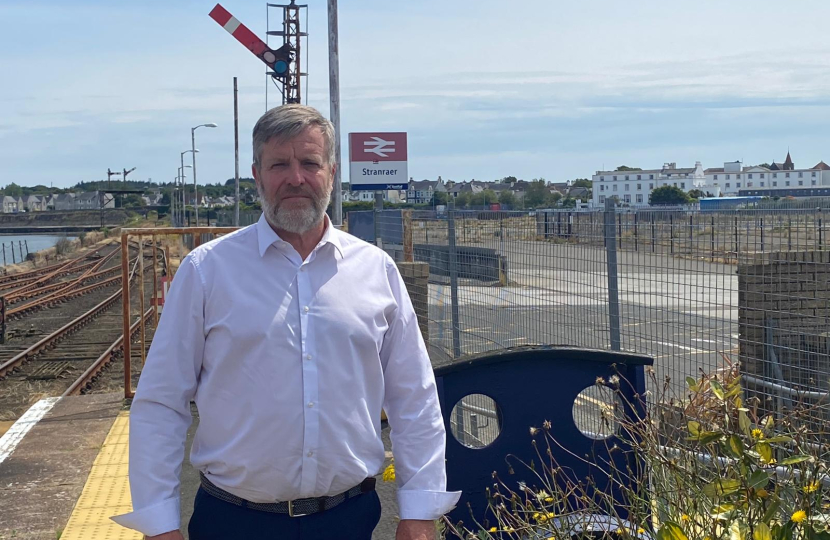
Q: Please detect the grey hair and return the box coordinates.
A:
[252,104,336,168]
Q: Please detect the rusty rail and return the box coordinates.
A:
[0,257,141,380]
[62,306,154,396]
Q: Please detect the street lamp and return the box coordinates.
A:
[191,123,217,226]
[179,164,192,226]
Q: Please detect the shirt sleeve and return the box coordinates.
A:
[111,255,206,536]
[379,258,461,520]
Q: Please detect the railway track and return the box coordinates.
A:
[0,246,165,421]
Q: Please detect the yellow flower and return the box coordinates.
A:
[382,462,395,482]
[757,489,769,498]
[489,527,497,532]
[804,481,820,494]
[638,528,646,535]
[752,429,764,440]
[544,496,554,503]
[681,514,691,522]
[791,510,807,524]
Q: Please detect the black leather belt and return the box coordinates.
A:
[199,472,377,517]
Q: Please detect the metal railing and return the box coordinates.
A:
[369,203,830,422]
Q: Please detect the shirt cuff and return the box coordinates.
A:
[397,489,462,520]
[110,497,181,536]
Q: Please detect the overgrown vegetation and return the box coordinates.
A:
[54,237,72,256]
[444,363,830,540]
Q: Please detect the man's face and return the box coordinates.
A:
[252,126,335,234]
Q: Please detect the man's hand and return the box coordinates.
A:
[396,519,435,540]
[145,531,184,540]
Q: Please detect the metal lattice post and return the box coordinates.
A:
[604,198,622,351]
[448,206,462,359]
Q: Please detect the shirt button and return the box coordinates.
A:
[307,402,314,408]
[303,306,309,313]
[307,451,313,457]
[305,354,312,361]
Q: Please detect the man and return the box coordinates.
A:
[113,104,459,539]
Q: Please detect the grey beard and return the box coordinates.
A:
[261,190,330,234]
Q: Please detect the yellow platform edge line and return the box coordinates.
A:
[61,411,142,540]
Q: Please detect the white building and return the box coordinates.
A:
[705,153,830,196]
[592,161,711,206]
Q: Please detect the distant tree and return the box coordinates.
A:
[756,163,771,169]
[571,179,592,188]
[431,191,448,205]
[524,179,549,208]
[688,189,706,200]
[546,191,563,207]
[561,197,577,208]
[501,176,518,184]
[454,192,471,208]
[616,166,642,172]
[4,183,22,197]
[649,186,691,206]
[498,190,516,206]
[123,194,145,208]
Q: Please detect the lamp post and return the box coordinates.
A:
[191,123,217,226]
[171,177,178,226]
[179,164,192,226]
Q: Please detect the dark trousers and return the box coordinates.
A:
[188,486,382,540]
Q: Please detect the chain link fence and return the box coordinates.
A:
[364,203,830,422]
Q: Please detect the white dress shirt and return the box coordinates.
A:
[112,215,460,536]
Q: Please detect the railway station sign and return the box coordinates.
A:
[348,132,408,191]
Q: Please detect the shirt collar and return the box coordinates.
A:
[256,213,345,259]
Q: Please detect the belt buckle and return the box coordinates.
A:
[287,500,308,518]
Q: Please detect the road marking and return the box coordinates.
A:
[0,397,60,465]
[655,341,709,353]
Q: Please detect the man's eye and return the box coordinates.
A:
[271,163,287,169]
[303,162,320,168]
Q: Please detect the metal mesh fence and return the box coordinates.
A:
[370,205,830,421]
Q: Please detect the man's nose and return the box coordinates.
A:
[285,160,305,186]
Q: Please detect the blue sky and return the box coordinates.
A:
[1,0,829,189]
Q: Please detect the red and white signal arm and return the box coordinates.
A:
[348,132,408,191]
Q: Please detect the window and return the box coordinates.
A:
[760,173,765,179]
[726,174,731,180]
[736,174,741,179]
[773,173,777,178]
[649,175,654,180]
[667,174,672,178]
[812,172,817,177]
[600,185,605,191]
[785,173,790,178]
[600,176,605,181]
[673,182,677,187]
[737,183,741,188]
[636,194,643,203]
[625,175,630,181]
[649,183,654,189]
[625,184,630,191]
[773,181,777,187]
[637,183,642,190]
[681,183,686,189]
[760,182,765,187]
[799,180,803,186]
[748,174,753,179]
[613,176,617,181]
[599,195,606,203]
[613,185,618,191]
[812,180,817,185]
[637,175,642,180]
[624,194,631,203]
[726,183,731,188]
[786,181,790,186]
[714,174,719,180]
[799,172,803,178]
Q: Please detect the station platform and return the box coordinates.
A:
[0,394,400,540]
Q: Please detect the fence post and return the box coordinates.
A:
[24,240,28,259]
[761,218,764,253]
[633,212,638,251]
[11,243,15,264]
[373,192,383,247]
[2,244,5,266]
[0,296,5,345]
[447,205,462,359]
[402,210,413,262]
[711,216,715,257]
[819,217,823,249]
[735,216,739,253]
[788,217,792,250]
[689,215,693,253]
[651,215,655,252]
[669,215,674,254]
[604,198,622,351]
[617,212,622,250]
